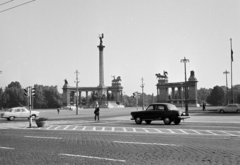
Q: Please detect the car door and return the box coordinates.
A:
[20,108,29,117]
[14,109,21,117]
[144,105,155,119]
[231,105,238,112]
[155,105,165,120]
[225,105,233,112]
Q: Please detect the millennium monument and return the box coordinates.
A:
[62,34,123,108]
[156,70,198,107]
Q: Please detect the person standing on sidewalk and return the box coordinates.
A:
[57,108,60,114]
[202,103,206,111]
[94,102,100,121]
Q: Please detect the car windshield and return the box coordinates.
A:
[8,109,13,112]
[167,104,178,110]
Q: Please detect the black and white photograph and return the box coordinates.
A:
[0,0,240,164]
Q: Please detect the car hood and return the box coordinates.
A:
[131,110,145,114]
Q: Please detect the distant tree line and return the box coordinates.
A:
[1,81,240,109]
[197,84,240,106]
[0,81,62,109]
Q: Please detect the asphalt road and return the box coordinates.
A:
[0,107,240,165]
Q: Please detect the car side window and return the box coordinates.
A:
[16,109,21,112]
[21,109,27,112]
[156,105,164,111]
[146,105,154,111]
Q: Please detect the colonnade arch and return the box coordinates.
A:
[156,71,198,107]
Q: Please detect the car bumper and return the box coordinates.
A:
[178,116,190,120]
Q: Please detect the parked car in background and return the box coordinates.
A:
[218,104,240,113]
[130,103,190,125]
[0,107,40,121]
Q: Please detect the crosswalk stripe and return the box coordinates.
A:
[72,126,78,130]
[192,130,202,134]
[54,126,61,130]
[206,130,217,135]
[179,129,189,134]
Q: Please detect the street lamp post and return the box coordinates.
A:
[140,78,145,110]
[180,83,183,109]
[75,70,80,115]
[181,57,189,115]
[223,70,230,105]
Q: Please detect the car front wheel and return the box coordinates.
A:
[163,117,172,125]
[237,109,240,113]
[135,117,142,124]
[8,116,15,121]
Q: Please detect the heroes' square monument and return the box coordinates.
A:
[62,34,124,108]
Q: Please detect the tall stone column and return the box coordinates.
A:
[97,34,107,98]
[178,87,182,99]
[86,91,89,105]
[98,44,105,87]
[172,87,175,99]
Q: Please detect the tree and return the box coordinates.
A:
[2,81,27,108]
[0,88,3,109]
[44,86,62,108]
[33,85,47,109]
[233,84,240,104]
[206,86,225,106]
[197,88,210,104]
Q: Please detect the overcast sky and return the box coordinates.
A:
[0,0,239,96]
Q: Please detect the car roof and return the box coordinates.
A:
[149,103,174,106]
[11,107,27,109]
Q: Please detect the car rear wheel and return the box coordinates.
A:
[237,109,240,113]
[220,110,225,113]
[163,117,172,125]
[173,119,181,125]
[135,117,142,124]
[145,120,152,124]
[8,116,15,121]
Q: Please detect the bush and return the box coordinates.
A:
[36,117,48,121]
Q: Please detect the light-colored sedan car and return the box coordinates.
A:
[218,104,240,113]
[0,107,40,121]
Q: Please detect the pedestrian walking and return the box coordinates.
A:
[202,103,206,111]
[94,102,100,121]
[57,108,60,114]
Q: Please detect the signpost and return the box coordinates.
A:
[133,92,140,110]
[24,86,35,128]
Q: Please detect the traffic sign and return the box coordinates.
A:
[24,88,29,97]
[31,88,35,97]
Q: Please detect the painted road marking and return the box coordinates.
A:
[46,125,53,130]
[24,136,62,139]
[167,129,175,133]
[179,129,189,134]
[6,124,240,137]
[206,130,217,135]
[54,126,61,130]
[0,146,14,150]
[113,141,181,147]
[63,125,70,130]
[59,153,126,163]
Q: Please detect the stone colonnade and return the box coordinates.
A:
[156,71,198,107]
[62,85,123,108]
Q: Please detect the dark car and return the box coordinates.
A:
[130,103,190,125]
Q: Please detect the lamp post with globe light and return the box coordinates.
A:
[181,57,189,115]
